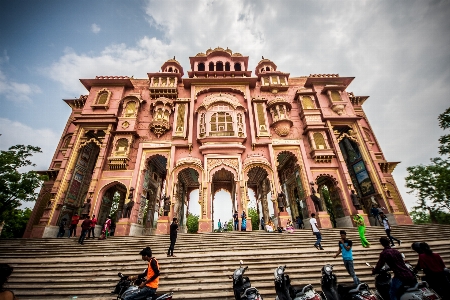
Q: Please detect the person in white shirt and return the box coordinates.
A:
[310,213,324,250]
[380,212,401,247]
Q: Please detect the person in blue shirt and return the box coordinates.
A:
[333,230,360,285]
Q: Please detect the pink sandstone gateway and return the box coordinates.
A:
[24,47,411,238]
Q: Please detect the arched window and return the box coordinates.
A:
[234,63,241,71]
[216,62,224,71]
[124,101,137,117]
[301,96,315,109]
[168,67,173,72]
[225,62,230,71]
[210,112,233,136]
[209,62,214,71]
[96,91,108,104]
[261,68,264,72]
[266,66,270,71]
[330,91,341,102]
[62,134,72,148]
[313,133,327,149]
[198,63,205,71]
[115,138,129,156]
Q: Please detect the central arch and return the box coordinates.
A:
[211,168,235,231]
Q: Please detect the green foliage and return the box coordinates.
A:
[227,218,233,231]
[1,208,32,238]
[186,212,199,233]
[0,145,47,223]
[248,207,259,231]
[406,107,450,218]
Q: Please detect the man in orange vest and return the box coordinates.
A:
[125,246,160,300]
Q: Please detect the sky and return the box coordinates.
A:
[1,0,449,226]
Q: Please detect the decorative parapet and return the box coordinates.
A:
[348,92,369,106]
[378,161,400,174]
[107,157,130,170]
[309,74,339,78]
[310,151,335,163]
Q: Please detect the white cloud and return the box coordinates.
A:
[0,69,42,105]
[0,118,59,171]
[91,23,101,34]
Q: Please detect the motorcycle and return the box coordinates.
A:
[273,265,321,300]
[230,260,264,300]
[112,272,174,300]
[320,264,377,300]
[365,262,441,300]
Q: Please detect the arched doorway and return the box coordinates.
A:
[316,175,344,228]
[98,182,127,227]
[176,167,200,231]
[246,166,270,228]
[140,155,167,234]
[276,151,307,223]
[211,168,235,231]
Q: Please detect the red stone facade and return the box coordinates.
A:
[24,47,411,238]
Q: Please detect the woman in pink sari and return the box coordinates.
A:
[101,216,111,239]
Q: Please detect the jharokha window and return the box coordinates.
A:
[114,138,129,156]
[210,112,233,136]
[123,101,137,117]
[92,88,111,108]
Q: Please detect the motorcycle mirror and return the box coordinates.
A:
[240,260,243,266]
[365,262,372,267]
[401,253,405,259]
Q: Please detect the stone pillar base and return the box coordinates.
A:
[115,219,132,236]
[392,213,413,225]
[198,218,212,233]
[278,211,290,228]
[316,211,332,229]
[156,216,170,234]
[245,217,252,231]
[129,223,143,236]
[335,216,353,228]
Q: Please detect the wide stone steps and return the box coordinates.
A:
[1,224,449,299]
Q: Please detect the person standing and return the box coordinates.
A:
[380,212,401,247]
[78,216,92,245]
[241,211,247,231]
[57,218,67,238]
[217,219,222,232]
[333,230,360,285]
[310,213,324,250]
[350,190,361,210]
[353,214,370,248]
[88,214,97,238]
[297,216,304,229]
[233,211,239,231]
[260,217,265,230]
[0,263,16,300]
[373,237,416,300]
[68,213,80,237]
[167,218,178,257]
[371,204,381,226]
[124,247,160,300]
[101,216,111,239]
[81,198,91,219]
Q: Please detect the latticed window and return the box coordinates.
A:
[313,132,327,149]
[97,92,108,104]
[302,96,315,109]
[124,101,137,117]
[115,138,129,156]
[330,91,341,102]
[210,112,233,136]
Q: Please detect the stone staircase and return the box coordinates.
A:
[1,224,450,300]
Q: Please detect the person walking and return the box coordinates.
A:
[380,212,401,247]
[353,214,370,248]
[217,219,222,232]
[101,216,111,239]
[78,215,92,245]
[88,214,97,238]
[297,216,304,229]
[233,211,239,231]
[68,213,80,237]
[110,218,116,236]
[167,218,178,257]
[372,237,416,300]
[123,247,160,300]
[333,230,360,285]
[310,213,324,250]
[57,218,67,238]
[241,211,247,231]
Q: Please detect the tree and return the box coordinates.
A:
[186,212,199,233]
[0,208,31,238]
[248,207,259,231]
[0,145,47,223]
[405,107,450,224]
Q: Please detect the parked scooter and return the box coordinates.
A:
[320,264,377,300]
[230,260,264,300]
[112,272,173,300]
[366,262,441,300]
[273,265,321,300]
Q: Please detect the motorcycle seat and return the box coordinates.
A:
[405,281,427,292]
[338,284,358,294]
[291,284,313,295]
